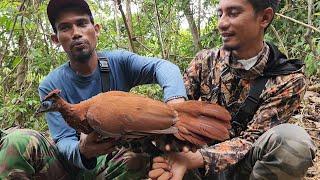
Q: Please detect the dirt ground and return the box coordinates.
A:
[291,76,320,180]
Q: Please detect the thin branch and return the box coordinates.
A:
[38,17,51,54]
[308,84,320,92]
[270,25,288,57]
[0,0,27,68]
[275,12,320,33]
[134,39,153,53]
[304,0,319,62]
[153,0,165,58]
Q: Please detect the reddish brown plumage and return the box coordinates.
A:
[39,90,231,146]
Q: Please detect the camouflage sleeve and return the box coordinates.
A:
[199,73,307,175]
[183,49,217,100]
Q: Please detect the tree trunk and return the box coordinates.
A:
[117,0,135,52]
[16,35,27,90]
[183,0,202,52]
[113,0,121,42]
[15,1,28,126]
[125,0,134,39]
[197,0,201,37]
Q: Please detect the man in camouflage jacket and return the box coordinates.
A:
[148,0,316,179]
[0,0,187,179]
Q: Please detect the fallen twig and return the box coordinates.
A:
[308,84,320,93]
[304,128,320,131]
[310,135,320,141]
[304,114,320,122]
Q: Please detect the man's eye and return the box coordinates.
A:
[229,10,240,17]
[78,21,88,27]
[59,26,70,31]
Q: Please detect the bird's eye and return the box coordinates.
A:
[42,102,48,108]
[42,101,52,109]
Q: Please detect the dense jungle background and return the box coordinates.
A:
[0,0,319,178]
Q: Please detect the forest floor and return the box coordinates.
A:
[292,76,320,180]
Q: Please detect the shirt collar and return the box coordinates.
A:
[222,42,270,80]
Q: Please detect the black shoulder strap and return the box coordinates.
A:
[231,44,305,134]
[97,52,111,92]
[231,76,268,134]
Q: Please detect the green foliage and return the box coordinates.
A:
[0,0,319,131]
[130,84,163,101]
[266,1,320,75]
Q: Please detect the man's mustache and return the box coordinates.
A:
[70,40,89,48]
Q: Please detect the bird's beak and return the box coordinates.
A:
[34,100,52,118]
[34,106,43,118]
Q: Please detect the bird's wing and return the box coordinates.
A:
[172,101,231,146]
[171,101,231,122]
[86,92,178,137]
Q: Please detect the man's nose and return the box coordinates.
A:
[218,14,230,31]
[72,25,82,40]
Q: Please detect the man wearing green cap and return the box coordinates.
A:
[149,0,316,179]
[0,0,187,179]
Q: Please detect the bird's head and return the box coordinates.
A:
[35,89,62,116]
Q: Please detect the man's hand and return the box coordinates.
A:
[79,131,116,159]
[149,156,174,180]
[148,151,204,180]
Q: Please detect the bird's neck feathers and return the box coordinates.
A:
[60,101,94,134]
[60,98,90,123]
[54,97,72,115]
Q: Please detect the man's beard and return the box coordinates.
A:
[222,43,241,51]
[71,49,93,63]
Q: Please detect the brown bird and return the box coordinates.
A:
[36,89,231,148]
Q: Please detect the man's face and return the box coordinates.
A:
[217,0,264,52]
[53,9,99,62]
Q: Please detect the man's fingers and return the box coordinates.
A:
[182,146,190,153]
[158,171,172,180]
[152,163,171,171]
[165,144,171,151]
[148,168,165,178]
[153,156,167,163]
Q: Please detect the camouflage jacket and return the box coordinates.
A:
[183,42,306,175]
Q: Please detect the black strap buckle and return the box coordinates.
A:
[99,58,110,72]
[98,55,111,92]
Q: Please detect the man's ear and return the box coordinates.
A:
[94,24,101,37]
[51,34,60,45]
[260,7,274,29]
